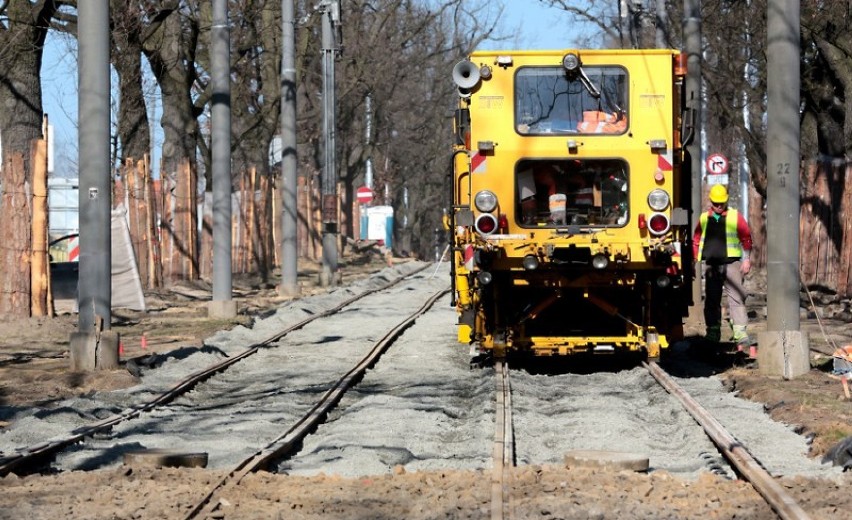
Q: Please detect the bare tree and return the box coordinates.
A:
[108,0,178,162]
[801,3,852,159]
[140,0,202,178]
[324,0,498,257]
[0,0,71,316]
[0,0,68,166]
[542,0,621,47]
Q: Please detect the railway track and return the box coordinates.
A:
[0,263,436,477]
[185,288,449,519]
[489,358,815,520]
[643,361,812,520]
[491,359,514,520]
[0,262,840,518]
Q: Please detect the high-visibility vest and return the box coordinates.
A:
[697,209,743,259]
[576,111,627,134]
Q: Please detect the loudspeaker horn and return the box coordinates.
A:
[453,60,481,89]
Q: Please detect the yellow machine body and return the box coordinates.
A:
[449,49,693,359]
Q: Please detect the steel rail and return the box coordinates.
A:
[185,288,450,519]
[644,361,813,520]
[491,359,515,520]
[0,264,431,477]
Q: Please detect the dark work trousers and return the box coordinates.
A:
[703,261,748,329]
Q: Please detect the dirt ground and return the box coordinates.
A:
[0,259,850,519]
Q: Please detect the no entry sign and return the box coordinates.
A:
[356,186,374,204]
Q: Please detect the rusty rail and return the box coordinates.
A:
[644,361,812,520]
[185,288,449,519]
[0,264,431,478]
[491,359,515,520]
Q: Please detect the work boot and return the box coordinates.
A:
[732,325,752,349]
[705,325,721,343]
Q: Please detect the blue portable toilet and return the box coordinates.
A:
[361,205,394,248]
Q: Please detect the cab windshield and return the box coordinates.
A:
[516,159,628,228]
[515,66,628,135]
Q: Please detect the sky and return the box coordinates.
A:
[481,1,581,50]
[42,31,80,178]
[40,1,577,178]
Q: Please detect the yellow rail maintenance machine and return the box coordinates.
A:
[449,49,694,360]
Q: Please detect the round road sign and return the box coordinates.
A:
[706,153,729,174]
[356,186,374,204]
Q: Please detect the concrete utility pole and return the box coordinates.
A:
[619,0,631,48]
[656,0,670,48]
[209,0,237,319]
[365,94,374,189]
[683,0,703,317]
[760,0,809,377]
[739,0,753,220]
[319,0,341,286]
[279,0,299,297]
[72,0,118,370]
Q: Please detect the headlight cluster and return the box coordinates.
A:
[646,189,671,236]
[474,190,499,236]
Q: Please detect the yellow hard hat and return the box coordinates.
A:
[709,184,729,203]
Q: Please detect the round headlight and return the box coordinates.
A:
[647,189,670,211]
[591,253,609,270]
[474,190,498,212]
[562,53,580,72]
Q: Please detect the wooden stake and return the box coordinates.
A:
[31,139,49,317]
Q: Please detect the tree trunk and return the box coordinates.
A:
[0,0,59,317]
[142,7,199,179]
[0,154,32,316]
[112,13,151,162]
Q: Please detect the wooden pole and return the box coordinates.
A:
[271,173,280,267]
[124,159,141,286]
[142,155,160,288]
[841,162,852,295]
[164,173,175,281]
[186,161,193,279]
[261,174,272,273]
[31,139,49,317]
[247,167,256,272]
[238,170,246,272]
[297,174,308,258]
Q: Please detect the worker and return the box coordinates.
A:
[692,184,755,354]
[518,164,563,224]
